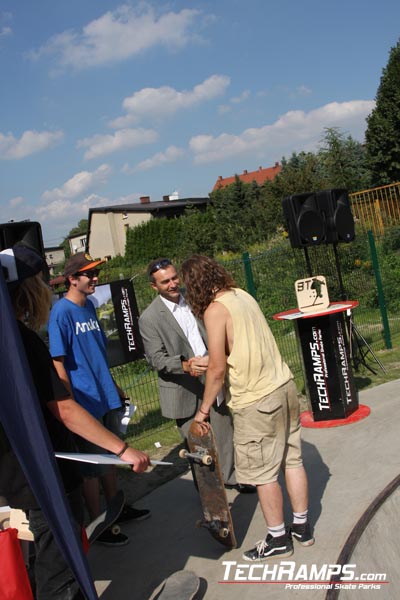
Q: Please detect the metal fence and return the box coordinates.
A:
[110,226,400,443]
[350,181,400,236]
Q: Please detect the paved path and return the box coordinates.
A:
[88,380,400,599]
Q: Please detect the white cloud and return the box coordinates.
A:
[115,193,138,204]
[218,104,231,115]
[36,193,115,222]
[77,128,158,160]
[217,89,250,116]
[0,130,63,159]
[35,193,140,241]
[0,11,12,38]
[29,4,202,70]
[124,145,184,172]
[9,196,24,208]
[230,90,250,104]
[0,26,11,38]
[42,164,111,202]
[190,100,375,164]
[296,85,312,96]
[110,75,230,127]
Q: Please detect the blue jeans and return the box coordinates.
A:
[28,488,85,600]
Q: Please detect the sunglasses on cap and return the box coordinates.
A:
[149,259,172,275]
[74,269,100,279]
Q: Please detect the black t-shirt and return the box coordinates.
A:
[0,321,81,509]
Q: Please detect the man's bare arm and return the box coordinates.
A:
[51,358,149,471]
[196,302,228,421]
[48,398,150,473]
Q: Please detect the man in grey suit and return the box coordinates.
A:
[139,258,242,488]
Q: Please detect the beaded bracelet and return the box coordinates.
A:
[116,442,129,458]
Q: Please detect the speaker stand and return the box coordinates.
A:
[333,243,347,300]
[302,244,385,375]
[303,247,313,277]
[347,311,386,375]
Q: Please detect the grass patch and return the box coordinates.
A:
[125,421,181,453]
[352,342,400,390]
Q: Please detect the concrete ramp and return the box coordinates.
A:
[329,475,399,600]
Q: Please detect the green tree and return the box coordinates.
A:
[61,219,88,259]
[180,206,216,257]
[125,217,183,264]
[269,151,328,200]
[68,219,88,237]
[211,175,248,252]
[365,39,400,185]
[318,127,370,192]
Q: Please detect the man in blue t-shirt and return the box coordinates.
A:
[48,252,150,546]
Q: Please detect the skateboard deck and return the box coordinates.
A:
[85,489,125,544]
[151,570,199,600]
[180,422,237,548]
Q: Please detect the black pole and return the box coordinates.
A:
[332,243,347,300]
[303,247,313,277]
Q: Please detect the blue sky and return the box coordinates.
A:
[1,1,399,247]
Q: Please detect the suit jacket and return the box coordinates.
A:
[138,295,207,419]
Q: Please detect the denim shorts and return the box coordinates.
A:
[232,380,303,485]
[74,407,124,478]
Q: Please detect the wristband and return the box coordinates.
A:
[199,407,209,416]
[116,442,129,458]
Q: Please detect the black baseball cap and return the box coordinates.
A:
[0,246,46,287]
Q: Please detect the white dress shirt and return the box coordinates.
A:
[160,294,225,405]
[160,294,207,356]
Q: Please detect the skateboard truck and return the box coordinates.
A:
[179,447,213,466]
[196,518,230,539]
[85,489,125,545]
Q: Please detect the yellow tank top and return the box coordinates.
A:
[215,288,292,409]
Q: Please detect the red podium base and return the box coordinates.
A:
[300,404,371,429]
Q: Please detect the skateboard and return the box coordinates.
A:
[150,570,199,600]
[179,421,237,548]
[85,489,125,544]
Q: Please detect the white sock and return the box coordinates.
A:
[268,523,285,538]
[293,510,308,525]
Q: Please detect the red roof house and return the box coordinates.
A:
[213,163,281,191]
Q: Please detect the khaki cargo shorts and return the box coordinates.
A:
[232,379,303,485]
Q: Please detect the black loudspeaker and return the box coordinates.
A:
[0,221,45,256]
[282,192,325,248]
[282,189,355,248]
[317,189,355,244]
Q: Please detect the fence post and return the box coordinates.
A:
[367,230,392,349]
[242,251,257,299]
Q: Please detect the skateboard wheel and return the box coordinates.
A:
[219,528,229,538]
[201,455,213,466]
[110,525,121,535]
[179,449,188,459]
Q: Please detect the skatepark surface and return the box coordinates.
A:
[88,380,400,599]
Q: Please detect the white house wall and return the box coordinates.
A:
[89,211,152,259]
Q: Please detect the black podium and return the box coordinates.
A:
[274,302,358,422]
